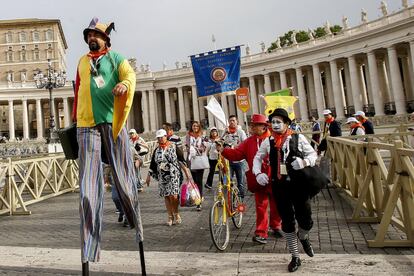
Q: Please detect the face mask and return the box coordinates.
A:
[271,119,284,133]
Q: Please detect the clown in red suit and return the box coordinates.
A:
[218,114,282,244]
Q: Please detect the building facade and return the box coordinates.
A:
[0,19,70,140]
[131,3,414,133]
[1,4,414,140]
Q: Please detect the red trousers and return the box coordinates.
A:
[255,190,282,238]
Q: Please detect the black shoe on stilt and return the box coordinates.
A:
[288,257,301,272]
[82,261,89,276]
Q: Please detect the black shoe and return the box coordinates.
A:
[117,213,124,223]
[299,237,314,257]
[252,235,267,244]
[288,257,301,272]
[196,205,202,211]
[272,228,284,239]
[204,184,212,190]
[123,216,130,227]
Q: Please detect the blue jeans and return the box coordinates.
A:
[110,175,124,217]
[230,161,245,198]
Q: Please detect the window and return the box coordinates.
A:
[21,45,26,50]
[19,32,27,42]
[46,50,53,59]
[6,32,12,43]
[6,51,13,62]
[46,29,53,41]
[34,50,40,60]
[7,72,14,82]
[20,51,26,61]
[8,46,13,51]
[32,31,40,42]
[34,44,39,50]
[47,43,52,49]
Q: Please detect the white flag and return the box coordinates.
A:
[205,96,228,130]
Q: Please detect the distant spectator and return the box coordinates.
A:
[318,109,342,153]
[354,111,374,134]
[205,127,220,189]
[345,117,365,141]
[309,116,321,150]
[289,118,302,132]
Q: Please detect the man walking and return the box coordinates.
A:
[222,115,247,199]
[72,17,143,266]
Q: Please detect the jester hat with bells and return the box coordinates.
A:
[83,17,115,47]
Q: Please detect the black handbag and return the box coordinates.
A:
[287,134,329,198]
[57,123,79,160]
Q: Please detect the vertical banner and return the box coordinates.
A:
[190,47,241,97]
[235,87,250,113]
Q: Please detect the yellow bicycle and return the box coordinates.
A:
[209,153,245,251]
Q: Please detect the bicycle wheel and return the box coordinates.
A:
[209,200,230,251]
[231,187,243,229]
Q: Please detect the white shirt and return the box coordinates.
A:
[252,133,317,176]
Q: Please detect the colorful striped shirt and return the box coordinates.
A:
[73,50,136,139]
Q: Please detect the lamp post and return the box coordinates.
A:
[34,59,66,144]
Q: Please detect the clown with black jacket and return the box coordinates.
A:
[253,108,317,273]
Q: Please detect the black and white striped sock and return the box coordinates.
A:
[285,231,300,258]
[298,227,309,240]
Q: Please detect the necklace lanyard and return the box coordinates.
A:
[89,56,104,76]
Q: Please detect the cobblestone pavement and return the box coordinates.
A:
[0,167,413,275]
[1,167,413,255]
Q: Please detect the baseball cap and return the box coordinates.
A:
[155,129,167,138]
[345,117,359,124]
[354,111,366,117]
[129,129,137,134]
[323,109,332,115]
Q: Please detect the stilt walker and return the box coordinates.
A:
[72,17,145,275]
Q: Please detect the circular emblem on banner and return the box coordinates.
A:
[211,67,227,83]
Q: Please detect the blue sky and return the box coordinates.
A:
[1,0,408,78]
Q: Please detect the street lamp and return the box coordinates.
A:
[34,59,66,144]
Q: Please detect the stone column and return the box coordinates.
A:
[358,65,369,108]
[387,45,406,114]
[274,75,281,91]
[347,55,363,112]
[22,98,29,140]
[148,90,157,131]
[221,93,229,118]
[198,98,205,121]
[257,78,265,113]
[36,99,44,140]
[183,89,191,121]
[306,70,316,114]
[338,68,348,115]
[378,59,391,103]
[289,72,300,118]
[401,56,414,101]
[141,91,149,133]
[264,73,272,93]
[8,100,15,141]
[295,67,309,121]
[228,95,236,116]
[177,86,186,131]
[164,89,171,124]
[329,60,345,119]
[191,85,200,121]
[63,97,71,127]
[367,51,385,115]
[279,70,288,89]
[248,76,258,113]
[324,65,335,109]
[343,62,354,110]
[170,92,177,123]
[312,64,325,117]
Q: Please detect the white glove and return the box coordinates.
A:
[256,173,269,186]
[291,157,306,170]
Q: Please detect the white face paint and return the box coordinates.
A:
[271,118,285,133]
